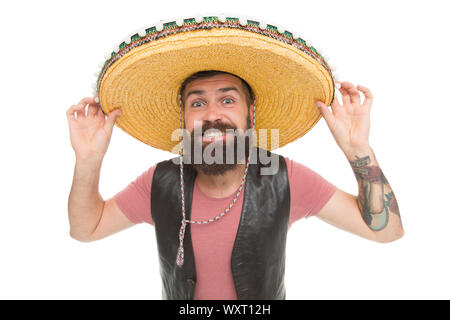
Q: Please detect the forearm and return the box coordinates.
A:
[68,159,105,241]
[344,146,404,242]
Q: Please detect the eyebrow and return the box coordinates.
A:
[185,86,241,99]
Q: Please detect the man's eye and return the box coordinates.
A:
[223,98,234,104]
[191,101,204,108]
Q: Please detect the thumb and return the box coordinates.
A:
[315,101,334,125]
[104,108,121,134]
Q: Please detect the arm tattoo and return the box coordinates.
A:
[350,155,401,231]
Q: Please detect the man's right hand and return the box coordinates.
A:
[66,96,121,162]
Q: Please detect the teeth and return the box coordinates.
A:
[203,132,225,138]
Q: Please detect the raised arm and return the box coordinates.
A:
[66,96,132,242]
[314,81,404,243]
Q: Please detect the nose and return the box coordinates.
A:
[204,102,223,123]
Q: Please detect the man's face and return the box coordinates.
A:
[182,74,252,175]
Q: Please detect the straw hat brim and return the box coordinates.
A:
[97,18,335,153]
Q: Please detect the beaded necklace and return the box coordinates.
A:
[176,95,257,267]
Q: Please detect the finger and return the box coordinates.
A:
[340,81,361,105]
[95,103,104,117]
[331,91,342,112]
[74,97,95,119]
[87,99,99,117]
[357,85,374,108]
[93,96,107,118]
[66,104,82,121]
[315,101,335,125]
[332,83,344,110]
[339,85,351,106]
[104,108,122,134]
[66,102,89,121]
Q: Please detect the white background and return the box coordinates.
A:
[0,0,448,299]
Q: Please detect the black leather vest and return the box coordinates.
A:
[150,148,290,300]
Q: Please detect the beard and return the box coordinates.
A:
[182,116,252,176]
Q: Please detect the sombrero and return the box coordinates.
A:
[94,14,337,153]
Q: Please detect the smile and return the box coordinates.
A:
[202,131,235,143]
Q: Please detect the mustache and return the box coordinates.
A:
[191,121,237,137]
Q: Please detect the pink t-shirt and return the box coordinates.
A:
[113,157,337,300]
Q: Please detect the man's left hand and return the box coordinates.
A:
[315,81,374,157]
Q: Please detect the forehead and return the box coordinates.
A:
[184,74,244,96]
